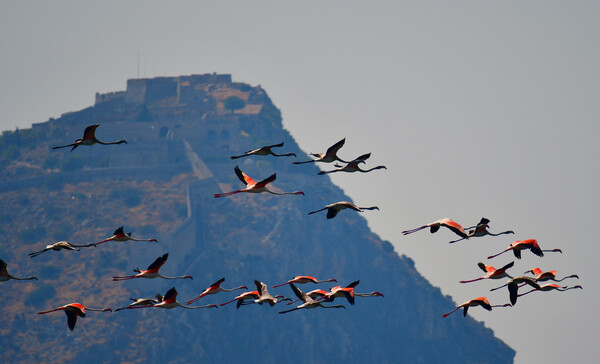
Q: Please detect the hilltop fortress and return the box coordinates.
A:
[28,73,284,172]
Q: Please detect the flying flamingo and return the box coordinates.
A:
[114,294,163,311]
[293,138,350,164]
[402,218,468,240]
[459,261,515,283]
[517,283,583,298]
[0,259,38,282]
[219,291,261,309]
[29,241,95,258]
[272,275,337,288]
[321,280,360,305]
[93,226,158,246]
[487,239,562,259]
[230,142,296,159]
[151,287,218,310]
[253,280,291,306]
[52,124,127,151]
[186,278,248,305]
[214,166,304,198]
[442,297,511,318]
[278,283,346,314]
[523,267,579,282]
[490,276,542,305]
[317,153,387,175]
[308,201,379,219]
[449,217,514,244]
[112,253,193,281]
[37,303,111,331]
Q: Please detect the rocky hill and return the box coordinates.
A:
[0,74,515,363]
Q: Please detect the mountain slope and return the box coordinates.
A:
[0,74,514,363]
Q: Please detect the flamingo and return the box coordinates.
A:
[29,241,95,258]
[449,217,514,244]
[37,303,112,331]
[230,142,296,159]
[112,253,193,281]
[52,124,127,151]
[272,275,337,288]
[321,280,360,305]
[152,287,218,310]
[0,259,38,282]
[402,218,468,240]
[293,138,350,164]
[219,291,261,309]
[317,153,387,175]
[523,267,579,282]
[114,294,164,311]
[308,201,379,219]
[487,239,562,259]
[93,226,158,246]
[186,278,248,305]
[517,283,583,298]
[459,261,515,283]
[278,283,346,314]
[442,297,511,318]
[214,166,304,198]
[253,280,291,306]
[490,276,542,305]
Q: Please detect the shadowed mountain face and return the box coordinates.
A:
[0,74,514,363]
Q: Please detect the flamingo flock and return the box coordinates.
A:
[3,123,581,334]
[401,216,582,316]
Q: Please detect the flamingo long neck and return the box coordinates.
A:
[158,274,191,280]
[265,189,303,196]
[11,275,37,280]
[222,286,245,292]
[488,231,514,236]
[360,166,386,172]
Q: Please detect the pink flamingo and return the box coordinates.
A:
[93,226,158,246]
[214,166,304,198]
[52,124,127,151]
[230,142,296,159]
[308,201,379,219]
[442,297,511,318]
[187,278,248,305]
[272,275,337,288]
[459,261,514,283]
[38,303,111,331]
[29,241,95,258]
[402,218,468,240]
[487,239,562,259]
[112,253,192,281]
[317,153,386,175]
[293,138,350,164]
[523,267,579,282]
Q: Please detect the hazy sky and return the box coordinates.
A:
[2,2,599,363]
